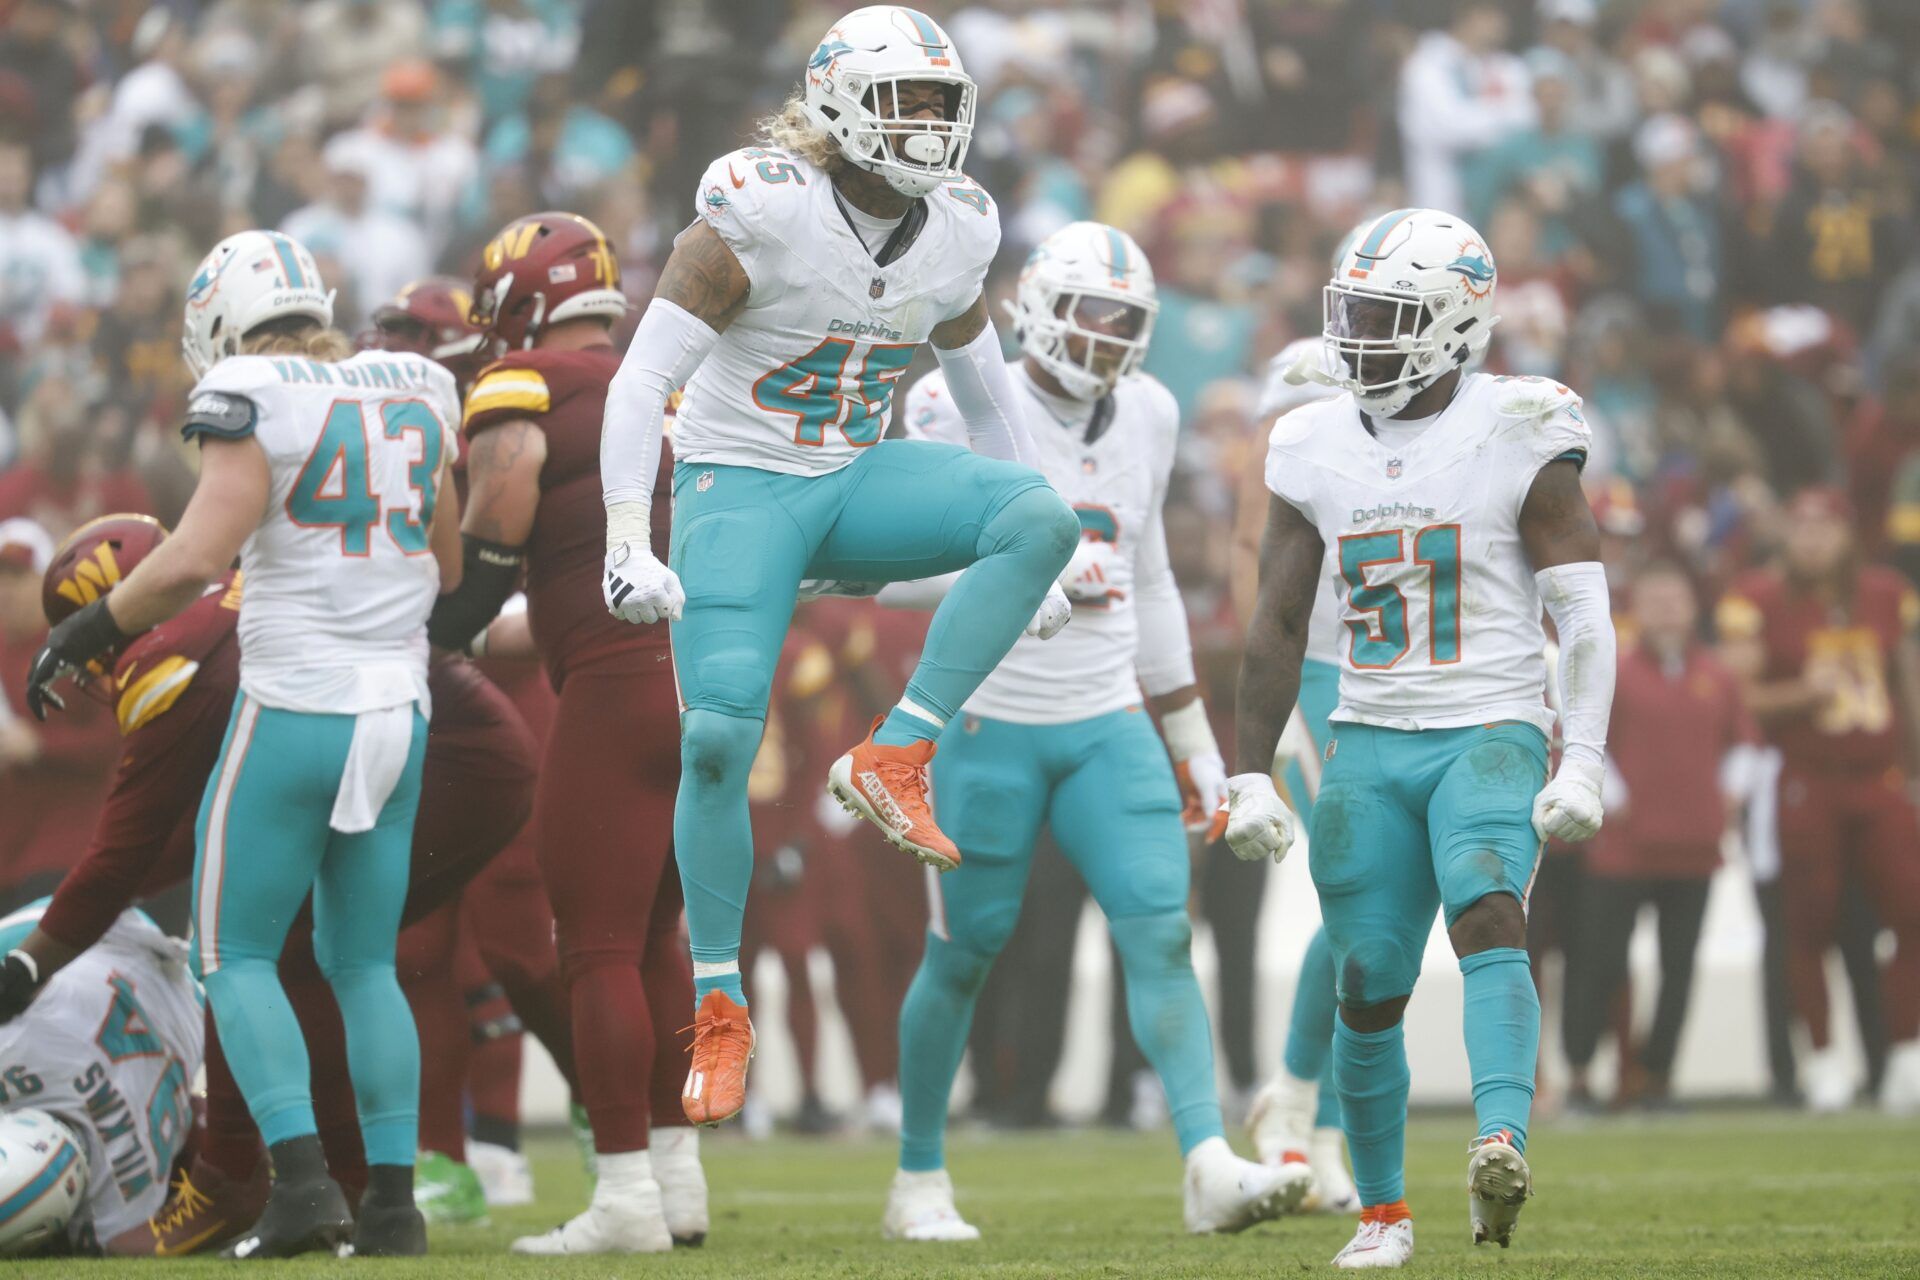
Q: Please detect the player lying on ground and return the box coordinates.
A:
[1226,208,1616,1269]
[876,220,1312,1241]
[596,5,1078,1129]
[426,211,708,1255]
[0,901,200,1256]
[22,231,462,1259]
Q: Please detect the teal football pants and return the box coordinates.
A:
[667,440,1078,1004]
[898,707,1223,1170]
[1311,719,1549,1205]
[191,696,426,1168]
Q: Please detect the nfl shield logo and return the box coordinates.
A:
[1385,456,1403,479]
[870,276,886,299]
[697,470,715,493]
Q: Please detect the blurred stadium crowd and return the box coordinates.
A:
[4,0,1920,1128]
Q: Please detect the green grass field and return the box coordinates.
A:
[25,1109,1920,1277]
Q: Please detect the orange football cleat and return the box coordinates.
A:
[106,1157,269,1257]
[682,990,755,1127]
[826,716,961,871]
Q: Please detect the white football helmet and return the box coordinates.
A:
[1323,208,1499,417]
[1008,221,1158,402]
[0,1109,89,1257]
[182,230,335,379]
[803,6,975,198]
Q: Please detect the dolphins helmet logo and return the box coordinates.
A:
[186,248,233,310]
[1446,239,1496,299]
[809,37,856,80]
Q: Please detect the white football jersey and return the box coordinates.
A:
[905,364,1185,724]
[1265,371,1591,734]
[1257,335,1344,667]
[0,904,203,1249]
[673,147,999,477]
[185,351,461,715]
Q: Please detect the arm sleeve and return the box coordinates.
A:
[1132,394,1197,696]
[1536,560,1616,772]
[600,298,720,548]
[930,322,1035,464]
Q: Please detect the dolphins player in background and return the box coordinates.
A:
[1227,209,1614,1268]
[596,5,1078,1130]
[878,222,1310,1240]
[0,901,200,1256]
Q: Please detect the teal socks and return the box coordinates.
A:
[1333,1016,1410,1206]
[1460,947,1538,1152]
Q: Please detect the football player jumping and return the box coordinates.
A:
[881,222,1313,1240]
[425,212,707,1255]
[1228,209,1615,1268]
[597,5,1078,1129]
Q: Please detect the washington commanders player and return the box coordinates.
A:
[425,212,704,1255]
[2,507,538,1255]
[1718,487,1920,1114]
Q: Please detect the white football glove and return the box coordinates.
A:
[603,541,684,625]
[1531,755,1605,843]
[1224,772,1299,865]
[1058,538,1123,604]
[1026,582,1072,640]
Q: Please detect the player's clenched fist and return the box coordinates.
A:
[1530,756,1604,843]
[604,541,684,624]
[1224,773,1299,864]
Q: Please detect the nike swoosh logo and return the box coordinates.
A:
[155,1223,227,1256]
[728,165,746,189]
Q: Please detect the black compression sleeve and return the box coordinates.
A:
[426,537,526,652]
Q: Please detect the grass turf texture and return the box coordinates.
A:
[30,1110,1920,1276]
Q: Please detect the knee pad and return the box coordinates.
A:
[1110,909,1195,977]
[922,932,999,997]
[679,709,764,791]
[984,483,1080,568]
[1336,934,1420,1010]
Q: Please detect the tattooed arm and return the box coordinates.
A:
[655,220,752,333]
[425,421,547,651]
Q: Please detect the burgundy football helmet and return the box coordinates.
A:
[468,211,627,353]
[363,276,488,390]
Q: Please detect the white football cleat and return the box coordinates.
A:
[1333,1217,1415,1269]
[1880,1040,1920,1116]
[1310,1126,1360,1214]
[651,1128,709,1246]
[882,1169,981,1242]
[467,1140,534,1208]
[1467,1131,1531,1248]
[1182,1135,1313,1234]
[1246,1070,1317,1168]
[510,1181,672,1255]
[1804,1045,1855,1114]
